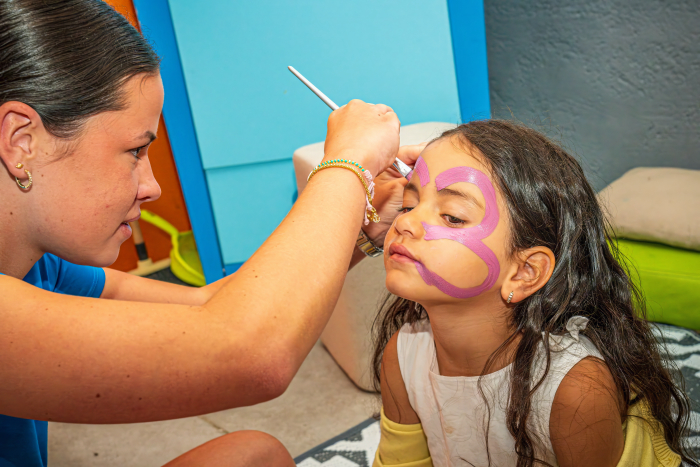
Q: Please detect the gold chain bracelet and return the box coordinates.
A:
[307,160,380,223]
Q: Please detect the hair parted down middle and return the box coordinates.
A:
[371,119,698,467]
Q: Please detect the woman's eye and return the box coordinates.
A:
[129,146,146,160]
[398,206,414,214]
[443,214,466,226]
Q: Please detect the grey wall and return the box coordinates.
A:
[483,0,700,190]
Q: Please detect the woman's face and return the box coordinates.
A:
[384,137,512,307]
[28,73,164,267]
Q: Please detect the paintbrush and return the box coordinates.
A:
[288,66,412,178]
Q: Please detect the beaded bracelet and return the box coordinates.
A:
[307,159,380,224]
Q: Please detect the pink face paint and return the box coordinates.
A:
[413,166,500,299]
[405,156,430,187]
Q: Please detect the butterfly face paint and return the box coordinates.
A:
[413,166,500,299]
[405,156,430,187]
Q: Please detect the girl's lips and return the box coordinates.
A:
[389,243,418,263]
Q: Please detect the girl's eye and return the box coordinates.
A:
[398,206,414,214]
[442,214,466,226]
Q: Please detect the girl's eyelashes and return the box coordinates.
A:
[442,214,466,226]
[398,206,466,227]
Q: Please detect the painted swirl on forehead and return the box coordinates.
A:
[405,156,430,187]
[413,166,500,299]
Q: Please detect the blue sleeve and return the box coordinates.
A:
[44,254,106,298]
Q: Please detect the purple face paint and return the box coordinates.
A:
[413,166,500,299]
[405,156,430,187]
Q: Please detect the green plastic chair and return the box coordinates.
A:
[140,210,206,287]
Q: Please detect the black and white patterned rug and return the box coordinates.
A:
[295,324,700,466]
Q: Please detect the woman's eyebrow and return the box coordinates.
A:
[136,131,157,144]
[438,187,484,210]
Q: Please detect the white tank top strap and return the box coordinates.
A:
[397,320,435,412]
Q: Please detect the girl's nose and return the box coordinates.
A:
[136,156,162,203]
[393,207,425,240]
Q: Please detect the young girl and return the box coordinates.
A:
[371,120,696,467]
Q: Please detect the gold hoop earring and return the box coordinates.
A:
[16,169,32,190]
[506,291,514,304]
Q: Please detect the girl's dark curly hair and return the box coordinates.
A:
[371,120,697,466]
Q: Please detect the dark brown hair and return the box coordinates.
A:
[0,0,160,138]
[372,120,697,466]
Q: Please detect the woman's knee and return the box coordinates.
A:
[164,430,294,467]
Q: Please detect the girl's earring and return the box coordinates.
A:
[15,162,23,169]
[16,169,32,190]
[506,291,514,304]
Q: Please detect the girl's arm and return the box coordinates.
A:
[373,332,432,467]
[550,357,624,467]
[0,101,399,424]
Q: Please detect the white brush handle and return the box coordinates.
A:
[288,66,411,179]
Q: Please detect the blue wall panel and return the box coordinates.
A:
[140,0,489,271]
[447,0,491,119]
[167,0,462,170]
[166,0,465,267]
[206,160,297,266]
[133,0,225,282]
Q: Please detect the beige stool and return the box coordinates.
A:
[293,122,456,391]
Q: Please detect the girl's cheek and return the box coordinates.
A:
[422,241,491,289]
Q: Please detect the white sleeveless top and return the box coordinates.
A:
[397,317,602,467]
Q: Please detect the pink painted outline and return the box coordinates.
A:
[413,166,500,299]
[405,156,430,187]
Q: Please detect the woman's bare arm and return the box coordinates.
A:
[100,144,425,304]
[0,101,399,424]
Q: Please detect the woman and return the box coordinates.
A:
[0,1,418,465]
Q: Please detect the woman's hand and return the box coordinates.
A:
[363,143,427,247]
[324,99,400,176]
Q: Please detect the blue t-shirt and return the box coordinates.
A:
[0,254,106,467]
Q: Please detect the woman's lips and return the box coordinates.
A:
[389,243,418,264]
[124,214,141,224]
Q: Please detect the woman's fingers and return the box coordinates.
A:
[324,99,400,175]
[397,142,428,166]
[371,103,394,116]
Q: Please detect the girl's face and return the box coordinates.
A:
[384,137,512,307]
[26,73,164,267]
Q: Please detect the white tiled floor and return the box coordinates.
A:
[48,342,379,466]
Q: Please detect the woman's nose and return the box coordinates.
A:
[137,156,162,203]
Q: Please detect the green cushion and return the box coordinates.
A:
[615,239,700,329]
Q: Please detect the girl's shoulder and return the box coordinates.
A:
[549,356,624,466]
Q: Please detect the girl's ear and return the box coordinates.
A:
[500,246,555,304]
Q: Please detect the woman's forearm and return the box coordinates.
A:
[204,167,366,372]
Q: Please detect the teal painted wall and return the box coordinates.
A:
[168,0,465,267]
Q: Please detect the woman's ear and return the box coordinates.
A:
[500,246,555,304]
[0,101,44,179]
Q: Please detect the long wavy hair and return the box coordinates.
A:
[371,120,697,466]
